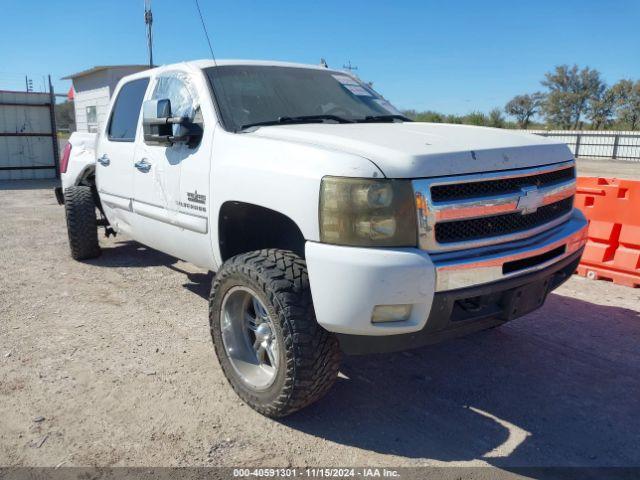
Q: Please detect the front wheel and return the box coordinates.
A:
[209,249,341,418]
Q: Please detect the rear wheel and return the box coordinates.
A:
[64,186,101,260]
[209,249,341,418]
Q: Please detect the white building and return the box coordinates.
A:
[63,65,149,132]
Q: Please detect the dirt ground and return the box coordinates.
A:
[1,174,639,469]
[576,156,640,179]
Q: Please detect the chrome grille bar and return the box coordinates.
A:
[412,160,576,252]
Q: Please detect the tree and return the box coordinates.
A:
[443,114,463,124]
[463,111,487,126]
[402,109,418,120]
[587,87,618,129]
[541,65,605,129]
[410,110,445,123]
[55,101,76,132]
[504,93,544,128]
[612,79,640,130]
[488,108,505,128]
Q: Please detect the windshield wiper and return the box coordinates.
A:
[239,115,354,131]
[356,114,412,123]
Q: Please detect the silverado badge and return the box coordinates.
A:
[186,190,206,205]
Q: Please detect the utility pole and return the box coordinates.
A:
[343,60,358,73]
[144,0,154,68]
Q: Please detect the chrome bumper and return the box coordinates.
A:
[432,210,588,291]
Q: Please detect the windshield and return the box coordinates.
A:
[204,65,404,131]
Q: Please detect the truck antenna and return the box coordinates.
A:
[144,0,154,68]
[194,0,217,66]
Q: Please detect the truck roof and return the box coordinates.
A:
[189,59,341,71]
[120,59,345,82]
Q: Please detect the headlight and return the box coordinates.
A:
[319,177,417,247]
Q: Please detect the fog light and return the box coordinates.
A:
[371,305,412,323]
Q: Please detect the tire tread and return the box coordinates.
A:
[64,186,101,260]
[210,249,341,417]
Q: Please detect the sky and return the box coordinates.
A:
[1,0,639,114]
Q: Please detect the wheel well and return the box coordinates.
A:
[76,165,96,188]
[74,165,106,223]
[218,202,306,262]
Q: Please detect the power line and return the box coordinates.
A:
[194,0,217,64]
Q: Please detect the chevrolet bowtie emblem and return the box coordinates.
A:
[517,186,544,214]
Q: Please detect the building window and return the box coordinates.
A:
[86,106,97,132]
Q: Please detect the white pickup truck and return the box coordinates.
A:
[56,60,587,417]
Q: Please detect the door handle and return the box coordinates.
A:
[97,154,110,167]
[134,158,152,173]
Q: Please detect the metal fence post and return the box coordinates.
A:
[612,134,619,160]
[574,133,581,158]
[48,75,60,179]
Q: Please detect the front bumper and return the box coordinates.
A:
[305,210,587,350]
[431,210,587,291]
[337,248,583,354]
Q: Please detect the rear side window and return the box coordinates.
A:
[108,78,149,141]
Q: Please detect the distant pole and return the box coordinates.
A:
[343,60,358,73]
[144,0,154,67]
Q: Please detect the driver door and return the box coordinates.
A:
[130,71,207,260]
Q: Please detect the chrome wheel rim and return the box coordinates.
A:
[220,286,279,390]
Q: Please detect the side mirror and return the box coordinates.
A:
[142,99,203,147]
[143,99,174,146]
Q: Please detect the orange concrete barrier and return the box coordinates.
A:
[574,177,640,288]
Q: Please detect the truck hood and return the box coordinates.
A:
[251,122,572,178]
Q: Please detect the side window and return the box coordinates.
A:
[152,74,197,119]
[108,78,149,141]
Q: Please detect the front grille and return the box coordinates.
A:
[435,197,574,244]
[430,166,575,202]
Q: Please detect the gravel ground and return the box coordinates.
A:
[1,179,639,469]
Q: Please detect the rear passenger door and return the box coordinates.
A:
[96,77,149,235]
